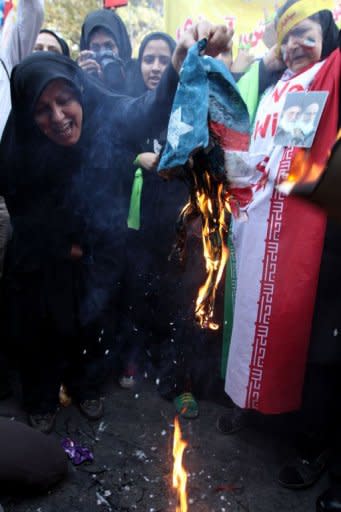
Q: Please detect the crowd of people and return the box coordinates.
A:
[0,0,340,510]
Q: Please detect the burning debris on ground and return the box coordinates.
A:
[0,379,323,512]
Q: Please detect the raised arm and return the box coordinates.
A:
[113,22,233,146]
[1,0,44,71]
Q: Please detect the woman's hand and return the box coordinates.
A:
[231,47,255,73]
[172,21,233,73]
[263,44,286,71]
[77,50,103,79]
[138,152,159,172]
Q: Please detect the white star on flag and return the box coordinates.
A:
[167,107,193,150]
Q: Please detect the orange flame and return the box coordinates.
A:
[195,176,229,330]
[285,149,324,187]
[172,417,188,512]
[282,130,341,191]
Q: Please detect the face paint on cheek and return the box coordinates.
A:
[302,38,316,48]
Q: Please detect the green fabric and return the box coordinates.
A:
[127,168,143,230]
[174,392,199,419]
[237,60,260,126]
[220,63,261,378]
[221,234,237,379]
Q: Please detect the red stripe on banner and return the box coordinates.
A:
[209,120,249,151]
[245,49,340,415]
[246,148,326,414]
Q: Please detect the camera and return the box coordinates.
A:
[94,49,122,74]
[93,49,125,91]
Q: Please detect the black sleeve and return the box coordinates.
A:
[258,59,283,96]
[231,71,244,82]
[112,64,178,146]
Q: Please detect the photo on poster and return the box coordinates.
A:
[274,91,328,148]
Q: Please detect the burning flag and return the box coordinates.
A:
[172,417,188,512]
[158,39,250,329]
[277,130,341,221]
[278,129,341,196]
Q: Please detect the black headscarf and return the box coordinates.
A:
[80,9,132,64]
[0,51,178,326]
[315,10,340,59]
[2,53,85,191]
[0,53,132,309]
[39,29,70,57]
[10,53,83,134]
[1,51,178,221]
[137,32,176,65]
[128,31,176,97]
[1,52,126,211]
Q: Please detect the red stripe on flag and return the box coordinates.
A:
[245,49,340,415]
[246,148,326,414]
[209,120,249,151]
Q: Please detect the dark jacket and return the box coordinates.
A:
[0,52,178,330]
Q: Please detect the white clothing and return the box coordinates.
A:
[0,0,44,138]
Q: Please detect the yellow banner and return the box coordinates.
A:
[165,0,341,54]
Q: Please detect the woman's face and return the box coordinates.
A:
[141,39,172,90]
[34,79,83,146]
[280,18,323,73]
[34,32,63,55]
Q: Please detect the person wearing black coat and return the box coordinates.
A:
[78,8,134,94]
[118,32,188,390]
[120,32,218,418]
[0,52,178,433]
[0,24,232,433]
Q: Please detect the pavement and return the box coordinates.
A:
[0,372,326,512]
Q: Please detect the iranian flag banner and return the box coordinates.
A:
[224,49,340,414]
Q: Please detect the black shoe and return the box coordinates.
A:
[79,398,104,420]
[316,487,341,511]
[216,407,250,435]
[28,411,57,434]
[278,450,329,489]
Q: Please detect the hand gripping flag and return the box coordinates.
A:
[158,40,250,330]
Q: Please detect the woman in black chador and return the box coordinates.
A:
[121,32,218,419]
[0,24,231,433]
[0,51,178,433]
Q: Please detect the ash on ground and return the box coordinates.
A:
[0,378,326,512]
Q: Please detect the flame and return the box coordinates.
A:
[282,130,341,190]
[195,173,229,330]
[172,417,188,512]
[285,149,324,186]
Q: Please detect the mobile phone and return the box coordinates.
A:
[103,0,128,7]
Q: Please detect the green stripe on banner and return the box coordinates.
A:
[221,234,237,379]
